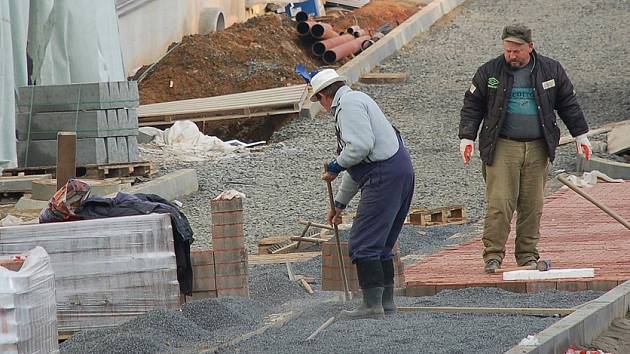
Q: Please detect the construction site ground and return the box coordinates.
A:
[54,0,630,352]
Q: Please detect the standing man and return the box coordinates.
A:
[459,24,592,273]
[310,69,415,319]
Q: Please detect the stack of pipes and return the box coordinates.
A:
[294,11,389,64]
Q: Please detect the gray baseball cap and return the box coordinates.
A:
[502,24,532,44]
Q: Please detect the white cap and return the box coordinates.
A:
[309,69,346,102]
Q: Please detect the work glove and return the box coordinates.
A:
[575,134,592,160]
[460,139,475,164]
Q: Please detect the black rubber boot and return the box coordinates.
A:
[339,259,385,320]
[381,259,396,314]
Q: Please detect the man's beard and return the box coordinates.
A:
[509,60,526,68]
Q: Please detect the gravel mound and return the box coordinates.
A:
[182,297,269,331]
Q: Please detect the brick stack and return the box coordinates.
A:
[191,250,217,299]
[211,195,249,298]
[321,241,405,291]
[16,82,140,167]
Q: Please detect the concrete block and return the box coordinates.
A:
[117,137,130,163]
[17,138,107,167]
[607,124,630,154]
[127,136,140,162]
[123,169,198,201]
[0,174,51,193]
[15,194,49,211]
[17,81,139,113]
[106,137,119,164]
[127,109,139,129]
[577,155,630,180]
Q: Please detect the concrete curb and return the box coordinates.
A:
[300,0,466,118]
[577,155,630,180]
[123,168,199,201]
[505,280,630,354]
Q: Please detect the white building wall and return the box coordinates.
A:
[117,0,248,77]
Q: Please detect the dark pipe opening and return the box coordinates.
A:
[323,51,337,64]
[311,24,324,38]
[312,42,326,56]
[296,11,309,22]
[296,22,311,35]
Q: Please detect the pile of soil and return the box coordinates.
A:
[138,0,420,105]
[138,14,319,105]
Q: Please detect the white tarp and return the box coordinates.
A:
[30,0,126,84]
[0,1,29,169]
[139,121,242,161]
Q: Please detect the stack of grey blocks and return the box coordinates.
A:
[16,81,141,167]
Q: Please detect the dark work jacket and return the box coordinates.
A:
[459,50,589,165]
[76,193,194,295]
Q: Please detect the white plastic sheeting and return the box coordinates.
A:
[0,1,28,168]
[1,0,126,168]
[0,247,59,354]
[31,0,126,85]
[139,121,242,161]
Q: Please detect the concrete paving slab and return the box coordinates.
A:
[123,169,198,201]
[17,111,109,140]
[17,82,139,113]
[17,138,108,167]
[0,174,52,193]
[607,124,630,155]
[127,136,140,162]
[15,194,49,211]
[117,137,130,163]
[106,137,121,164]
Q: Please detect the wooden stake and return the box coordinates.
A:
[56,132,77,190]
[306,316,336,341]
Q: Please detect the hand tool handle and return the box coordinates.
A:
[324,162,351,302]
[557,174,630,231]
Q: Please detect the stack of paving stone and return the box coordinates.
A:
[16,81,140,168]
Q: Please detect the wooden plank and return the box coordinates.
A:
[138,108,299,127]
[397,306,575,317]
[138,85,308,118]
[360,72,409,84]
[248,252,320,265]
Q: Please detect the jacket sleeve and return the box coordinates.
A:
[554,62,589,137]
[459,67,488,140]
[334,172,359,208]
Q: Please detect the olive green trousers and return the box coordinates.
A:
[482,138,549,265]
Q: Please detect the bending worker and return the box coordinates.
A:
[459,24,591,273]
[310,69,415,319]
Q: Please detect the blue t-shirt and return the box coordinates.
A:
[500,61,544,139]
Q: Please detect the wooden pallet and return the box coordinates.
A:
[2,161,154,179]
[407,205,467,226]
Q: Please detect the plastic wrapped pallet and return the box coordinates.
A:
[0,214,180,332]
[0,247,59,354]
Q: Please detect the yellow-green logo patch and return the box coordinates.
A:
[487,77,499,89]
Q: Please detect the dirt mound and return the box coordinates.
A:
[138,14,319,105]
[138,1,420,105]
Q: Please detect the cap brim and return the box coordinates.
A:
[309,76,347,102]
[503,36,528,44]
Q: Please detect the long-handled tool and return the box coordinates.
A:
[324,162,351,302]
[492,259,552,274]
[557,174,630,231]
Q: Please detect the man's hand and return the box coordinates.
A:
[321,171,338,182]
[327,207,343,226]
[575,134,592,160]
[460,139,475,164]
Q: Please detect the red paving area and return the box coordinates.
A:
[404,182,630,295]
